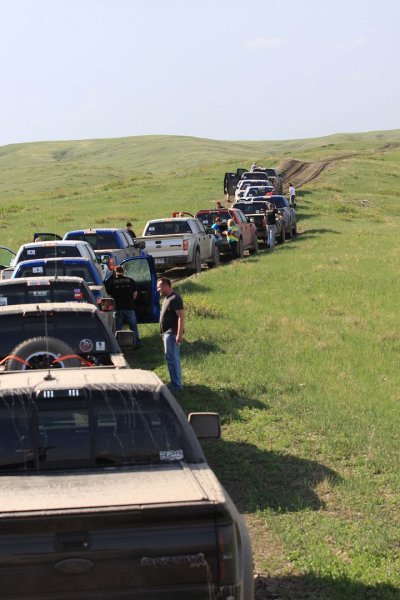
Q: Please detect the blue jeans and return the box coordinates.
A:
[267,224,276,250]
[162,332,183,391]
[116,309,141,347]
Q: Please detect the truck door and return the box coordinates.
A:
[224,172,238,196]
[236,167,248,179]
[118,256,160,323]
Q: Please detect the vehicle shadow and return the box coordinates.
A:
[254,573,399,600]
[295,228,341,241]
[179,383,267,422]
[201,439,341,513]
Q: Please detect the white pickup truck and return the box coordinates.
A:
[136,216,220,273]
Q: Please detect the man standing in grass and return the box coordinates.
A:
[157,277,185,393]
[289,183,296,207]
[106,265,141,348]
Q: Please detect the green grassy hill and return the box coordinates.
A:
[2,131,400,599]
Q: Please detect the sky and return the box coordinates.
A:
[1,0,399,147]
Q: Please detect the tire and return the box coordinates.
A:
[5,337,81,371]
[278,224,286,244]
[237,238,244,259]
[249,236,259,255]
[286,221,293,239]
[208,247,220,268]
[190,249,202,274]
[292,221,298,236]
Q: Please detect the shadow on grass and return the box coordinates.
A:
[254,573,399,600]
[126,333,223,371]
[296,228,341,240]
[201,439,341,513]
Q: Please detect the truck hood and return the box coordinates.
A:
[0,463,226,515]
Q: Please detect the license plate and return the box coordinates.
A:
[155,258,165,265]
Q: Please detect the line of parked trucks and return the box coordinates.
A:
[0,163,291,598]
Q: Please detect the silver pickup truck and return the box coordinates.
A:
[136,216,220,273]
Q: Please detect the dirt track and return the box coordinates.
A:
[279,142,399,192]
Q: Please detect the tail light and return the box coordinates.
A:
[216,523,238,586]
[108,257,114,270]
[183,239,189,252]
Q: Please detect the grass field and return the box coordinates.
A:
[1,132,400,599]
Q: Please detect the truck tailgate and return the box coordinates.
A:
[135,236,189,263]
[0,466,221,598]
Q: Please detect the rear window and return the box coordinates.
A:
[0,282,94,306]
[18,246,81,262]
[241,173,268,181]
[234,202,269,215]
[196,212,230,226]
[0,389,194,472]
[144,221,192,235]
[65,232,118,250]
[0,311,115,358]
[15,263,97,285]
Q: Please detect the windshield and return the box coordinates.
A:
[14,263,97,285]
[18,246,81,263]
[270,197,287,208]
[144,221,192,235]
[0,281,94,306]
[0,389,194,471]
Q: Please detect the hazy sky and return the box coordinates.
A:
[1,0,399,147]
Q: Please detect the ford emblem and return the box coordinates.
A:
[54,558,94,575]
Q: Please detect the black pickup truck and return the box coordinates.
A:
[0,367,254,599]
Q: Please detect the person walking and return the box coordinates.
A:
[263,203,280,251]
[125,221,137,241]
[157,277,185,393]
[288,183,296,207]
[105,265,141,347]
[226,218,240,258]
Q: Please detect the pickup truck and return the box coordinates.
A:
[245,169,283,194]
[0,303,129,369]
[195,207,259,257]
[232,199,286,245]
[0,366,253,598]
[136,216,220,273]
[36,229,145,270]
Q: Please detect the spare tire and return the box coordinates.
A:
[5,337,81,371]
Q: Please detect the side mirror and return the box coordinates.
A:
[100,254,110,264]
[134,241,146,250]
[99,297,115,312]
[188,412,221,439]
[115,329,135,348]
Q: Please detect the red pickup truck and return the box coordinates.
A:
[195,208,258,258]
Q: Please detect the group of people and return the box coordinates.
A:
[105,257,185,393]
[211,216,241,258]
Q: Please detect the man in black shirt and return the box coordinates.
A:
[125,222,137,241]
[157,277,185,392]
[106,265,141,347]
[263,203,281,251]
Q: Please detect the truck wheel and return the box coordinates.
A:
[278,226,286,244]
[191,250,202,274]
[208,247,220,268]
[286,222,293,239]
[238,238,244,258]
[292,221,298,236]
[5,337,81,371]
